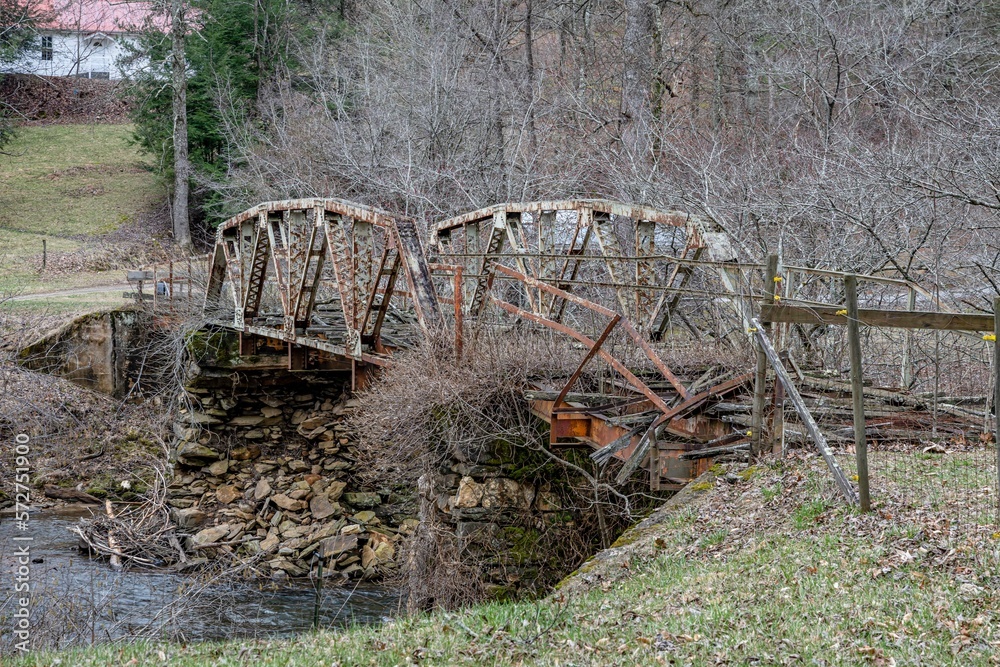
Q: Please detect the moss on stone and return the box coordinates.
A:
[186,330,238,366]
[499,526,542,566]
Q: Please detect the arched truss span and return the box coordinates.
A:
[204,198,442,364]
[432,199,745,336]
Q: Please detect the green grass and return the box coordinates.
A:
[0,124,162,294]
[0,124,159,237]
[2,290,125,314]
[11,456,1000,666]
[792,498,830,529]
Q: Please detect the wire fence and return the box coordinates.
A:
[832,327,997,526]
[768,275,998,528]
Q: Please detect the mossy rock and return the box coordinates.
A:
[186,330,238,365]
[499,526,542,566]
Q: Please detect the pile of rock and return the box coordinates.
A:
[166,376,416,580]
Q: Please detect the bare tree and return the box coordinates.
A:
[198,0,998,309]
[170,0,191,250]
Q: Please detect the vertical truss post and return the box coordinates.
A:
[549,209,592,322]
[291,208,327,329]
[463,221,480,311]
[393,218,442,334]
[283,209,309,337]
[650,248,703,339]
[635,219,656,328]
[204,239,228,315]
[453,267,463,361]
[353,221,375,329]
[537,211,557,312]
[322,210,362,357]
[504,211,537,312]
[361,241,401,349]
[241,212,271,329]
[469,212,507,316]
[265,210,291,320]
[592,210,636,318]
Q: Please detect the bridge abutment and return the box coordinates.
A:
[166,330,629,603]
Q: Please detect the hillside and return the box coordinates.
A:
[0,124,170,314]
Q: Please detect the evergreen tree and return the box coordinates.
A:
[127,0,297,227]
[1,0,48,148]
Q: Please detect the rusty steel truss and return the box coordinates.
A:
[195,198,768,488]
[431,200,745,335]
[204,199,443,370]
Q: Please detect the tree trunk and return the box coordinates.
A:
[171,0,192,251]
[621,0,655,161]
[524,0,537,156]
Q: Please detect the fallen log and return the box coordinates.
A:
[679,442,750,460]
[43,485,102,504]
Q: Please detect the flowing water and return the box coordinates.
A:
[0,509,399,649]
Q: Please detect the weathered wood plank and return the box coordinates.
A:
[761,304,994,332]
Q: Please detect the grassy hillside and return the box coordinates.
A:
[0,124,166,300]
[12,454,999,666]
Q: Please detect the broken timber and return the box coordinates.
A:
[750,317,859,505]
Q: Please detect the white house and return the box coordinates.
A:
[6,1,162,80]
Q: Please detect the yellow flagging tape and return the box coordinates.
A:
[835,309,848,316]
[985,334,997,342]
[746,430,753,437]
[773,276,783,282]
[747,327,758,333]
[773,295,781,302]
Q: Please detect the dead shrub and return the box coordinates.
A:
[349,328,668,610]
[350,329,580,484]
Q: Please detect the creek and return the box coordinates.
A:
[0,509,398,648]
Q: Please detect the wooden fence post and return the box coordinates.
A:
[994,297,999,521]
[901,286,916,388]
[751,254,779,456]
[751,318,858,505]
[845,275,871,512]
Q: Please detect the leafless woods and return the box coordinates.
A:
[207,0,1000,305]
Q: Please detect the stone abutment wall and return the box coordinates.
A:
[167,333,643,603]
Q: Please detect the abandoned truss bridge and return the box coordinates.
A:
[132,197,997,496]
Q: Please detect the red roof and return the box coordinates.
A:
[37,0,167,34]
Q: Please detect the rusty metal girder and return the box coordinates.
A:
[204,198,443,361]
[527,372,750,488]
[434,200,721,329]
[491,264,690,399]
